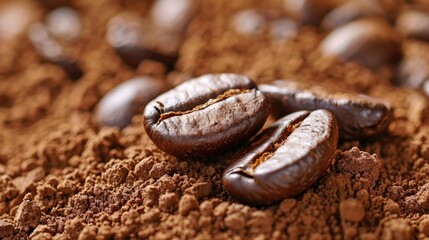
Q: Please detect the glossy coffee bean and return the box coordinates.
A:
[321,0,385,30]
[46,7,81,41]
[319,18,402,69]
[96,76,167,129]
[231,9,266,35]
[144,74,270,158]
[259,80,392,140]
[28,22,82,79]
[283,0,344,25]
[396,55,429,89]
[150,0,195,33]
[107,12,181,68]
[269,18,298,42]
[396,10,429,41]
[0,0,42,42]
[223,110,339,206]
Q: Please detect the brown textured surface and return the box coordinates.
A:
[1,0,429,239]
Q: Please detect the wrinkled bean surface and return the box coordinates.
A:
[259,79,392,140]
[144,74,270,158]
[223,110,338,206]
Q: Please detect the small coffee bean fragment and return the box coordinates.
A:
[396,55,429,89]
[269,19,298,42]
[319,18,402,69]
[223,110,339,206]
[36,0,73,9]
[259,80,392,140]
[283,0,343,25]
[231,9,266,35]
[28,22,82,79]
[144,74,270,159]
[95,76,167,129]
[150,0,195,33]
[0,0,42,42]
[46,7,81,41]
[107,12,181,68]
[321,0,385,30]
[396,10,429,41]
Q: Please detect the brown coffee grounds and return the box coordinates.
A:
[2,0,429,239]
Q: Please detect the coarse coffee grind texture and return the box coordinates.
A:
[1,0,429,239]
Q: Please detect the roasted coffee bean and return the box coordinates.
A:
[259,80,392,140]
[321,0,385,30]
[223,110,338,206]
[46,7,81,41]
[283,0,344,25]
[269,18,298,42]
[0,0,42,42]
[231,9,266,35]
[95,76,167,129]
[36,0,73,9]
[396,55,429,89]
[396,10,429,41]
[150,0,195,33]
[144,74,270,158]
[319,18,402,69]
[28,22,82,79]
[107,12,181,68]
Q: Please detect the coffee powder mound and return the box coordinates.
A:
[2,0,429,239]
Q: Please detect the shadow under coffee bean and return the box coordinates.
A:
[143,73,270,158]
[223,110,339,206]
[259,79,392,140]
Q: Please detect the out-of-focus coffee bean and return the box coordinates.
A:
[46,7,81,41]
[396,10,429,41]
[283,0,345,25]
[231,9,266,35]
[95,76,168,129]
[0,0,42,42]
[107,12,181,68]
[144,73,270,158]
[28,22,83,79]
[376,0,404,21]
[269,18,298,41]
[322,0,385,30]
[396,55,429,89]
[319,18,402,69]
[150,0,195,33]
[36,0,72,9]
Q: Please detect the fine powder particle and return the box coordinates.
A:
[1,0,429,239]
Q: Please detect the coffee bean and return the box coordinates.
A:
[231,9,266,35]
[259,80,392,140]
[96,76,167,129]
[321,0,385,30]
[150,0,195,33]
[46,7,81,41]
[396,55,429,89]
[283,0,344,25]
[269,18,298,42]
[143,74,270,158]
[28,22,83,79]
[319,18,402,69]
[0,0,42,42]
[107,12,181,68]
[396,10,429,41]
[36,0,73,9]
[223,110,338,206]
